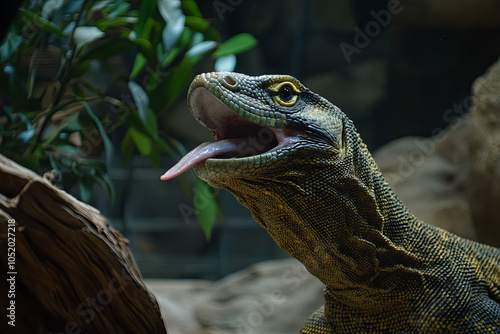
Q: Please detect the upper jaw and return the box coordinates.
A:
[188,85,269,142]
[188,84,304,160]
[160,74,305,181]
[188,72,288,128]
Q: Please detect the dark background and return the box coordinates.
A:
[100,0,500,279]
[3,0,500,279]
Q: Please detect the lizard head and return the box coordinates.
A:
[161,72,416,288]
[161,71,345,182]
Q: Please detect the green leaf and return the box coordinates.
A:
[147,141,161,169]
[0,32,23,62]
[18,9,65,37]
[95,17,138,31]
[149,59,192,113]
[63,114,83,132]
[186,40,217,64]
[79,37,136,61]
[214,54,236,72]
[204,27,221,43]
[16,112,34,139]
[101,172,116,201]
[181,1,202,17]
[121,128,134,166]
[141,17,160,43]
[134,0,155,38]
[108,2,131,17]
[128,80,149,122]
[163,18,186,52]
[27,68,35,97]
[185,16,210,32]
[81,101,114,167]
[71,82,85,98]
[17,129,35,142]
[94,169,116,201]
[154,135,175,156]
[53,144,81,156]
[195,177,217,240]
[62,0,84,16]
[157,0,183,23]
[130,53,147,80]
[162,28,192,68]
[41,0,63,19]
[117,99,156,137]
[129,127,152,156]
[48,154,60,173]
[158,0,186,51]
[213,33,258,58]
[79,175,92,202]
[73,59,91,77]
[133,38,155,66]
[73,26,105,46]
[190,31,204,48]
[145,108,158,134]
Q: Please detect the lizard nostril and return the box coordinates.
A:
[224,75,237,86]
[221,74,238,91]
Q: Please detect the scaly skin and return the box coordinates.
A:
[164,72,500,333]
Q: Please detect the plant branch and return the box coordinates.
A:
[33,0,94,148]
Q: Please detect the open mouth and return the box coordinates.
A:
[160,86,302,180]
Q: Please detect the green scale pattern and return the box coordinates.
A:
[185,72,500,333]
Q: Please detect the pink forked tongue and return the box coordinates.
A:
[160,128,301,181]
[160,138,249,180]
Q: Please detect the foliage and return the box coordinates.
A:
[0,0,257,237]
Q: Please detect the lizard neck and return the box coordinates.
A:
[221,120,424,306]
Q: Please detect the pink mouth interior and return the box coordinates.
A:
[160,87,301,181]
[160,128,300,180]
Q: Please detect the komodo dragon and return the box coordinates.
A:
[161,72,500,333]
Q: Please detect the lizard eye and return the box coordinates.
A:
[273,82,298,107]
[279,85,293,101]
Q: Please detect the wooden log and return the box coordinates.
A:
[0,154,167,333]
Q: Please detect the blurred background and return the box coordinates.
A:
[1,0,500,279]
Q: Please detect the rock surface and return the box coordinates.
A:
[148,258,324,334]
[467,59,500,247]
[375,58,500,246]
[373,118,476,240]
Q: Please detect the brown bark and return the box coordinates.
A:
[0,154,167,333]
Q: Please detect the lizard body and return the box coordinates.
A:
[161,72,500,333]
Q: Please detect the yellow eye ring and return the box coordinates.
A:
[272,82,299,106]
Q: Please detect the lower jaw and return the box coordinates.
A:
[193,151,284,183]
